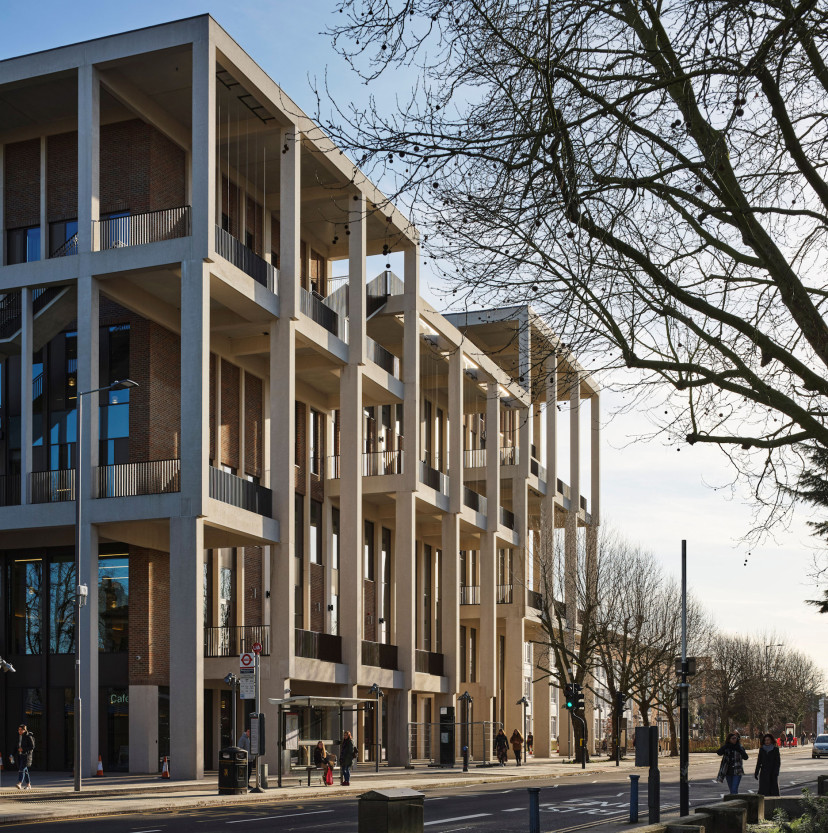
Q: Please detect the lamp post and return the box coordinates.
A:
[517,697,530,764]
[369,683,384,772]
[74,378,138,792]
[458,691,473,763]
[764,643,783,733]
[224,672,240,745]
[1,656,16,790]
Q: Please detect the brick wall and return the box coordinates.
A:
[46,132,77,221]
[364,579,376,642]
[209,354,216,463]
[243,546,262,626]
[310,563,324,632]
[128,545,170,686]
[220,359,240,470]
[244,371,262,478]
[148,127,186,211]
[4,139,40,228]
[245,195,261,255]
[295,400,306,494]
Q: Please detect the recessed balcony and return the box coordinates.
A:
[462,486,487,515]
[499,506,515,530]
[205,625,270,657]
[97,206,191,250]
[497,584,513,604]
[460,585,480,605]
[415,649,444,676]
[96,459,181,497]
[419,461,449,496]
[214,225,277,292]
[362,639,398,670]
[0,474,21,507]
[295,629,342,663]
[209,466,273,517]
[300,287,348,341]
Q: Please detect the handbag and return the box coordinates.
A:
[325,766,333,785]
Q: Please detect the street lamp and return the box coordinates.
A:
[74,378,138,792]
[1,656,16,791]
[458,691,473,765]
[369,683,384,772]
[517,696,530,764]
[224,672,240,746]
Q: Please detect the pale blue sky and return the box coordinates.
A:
[2,2,825,677]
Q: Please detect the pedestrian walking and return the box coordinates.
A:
[237,728,252,780]
[754,733,781,797]
[313,740,329,786]
[339,731,355,786]
[16,724,34,790]
[494,728,509,766]
[527,732,534,755]
[510,729,524,766]
[716,731,748,795]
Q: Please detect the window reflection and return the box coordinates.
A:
[12,560,42,654]
[99,556,128,652]
[50,558,76,653]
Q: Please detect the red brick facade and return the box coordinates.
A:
[244,371,262,478]
[46,132,78,222]
[220,359,240,471]
[243,546,263,627]
[128,545,171,686]
[4,139,40,229]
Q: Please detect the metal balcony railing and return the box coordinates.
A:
[214,225,277,291]
[0,474,21,507]
[464,448,486,468]
[366,337,400,377]
[500,446,518,466]
[462,486,487,515]
[415,650,444,676]
[530,457,547,481]
[51,233,78,258]
[204,625,270,657]
[497,584,513,604]
[99,206,191,250]
[209,466,273,517]
[294,629,343,663]
[96,459,181,498]
[362,450,403,476]
[419,461,449,496]
[527,589,544,610]
[499,506,516,529]
[300,287,348,341]
[460,585,480,605]
[30,469,75,503]
[362,640,398,669]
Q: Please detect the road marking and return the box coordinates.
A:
[424,813,491,827]
[501,807,523,812]
[132,830,162,832]
[227,810,334,824]
[616,792,626,796]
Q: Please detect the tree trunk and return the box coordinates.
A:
[667,707,679,757]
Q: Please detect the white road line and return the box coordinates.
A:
[424,813,492,827]
[616,792,626,796]
[226,810,334,824]
[132,830,162,832]
[501,807,523,812]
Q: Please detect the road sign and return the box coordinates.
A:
[239,667,255,699]
[240,652,255,669]
[252,642,262,654]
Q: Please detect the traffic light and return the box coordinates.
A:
[616,691,627,712]
[564,682,575,710]
[572,682,585,711]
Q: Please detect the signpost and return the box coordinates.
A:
[239,652,256,700]
[250,643,264,792]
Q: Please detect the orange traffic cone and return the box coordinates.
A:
[96,755,104,776]
[161,756,170,779]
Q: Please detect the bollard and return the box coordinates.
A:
[462,746,469,773]
[528,787,541,833]
[630,774,640,823]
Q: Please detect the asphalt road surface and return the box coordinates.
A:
[7,752,824,833]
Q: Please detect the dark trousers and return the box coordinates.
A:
[17,762,30,787]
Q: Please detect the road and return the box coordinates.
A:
[6,751,824,832]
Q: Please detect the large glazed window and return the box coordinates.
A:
[50,557,76,653]
[11,559,42,654]
[98,555,128,652]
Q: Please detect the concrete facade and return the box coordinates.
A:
[0,16,600,778]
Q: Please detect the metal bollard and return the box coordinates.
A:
[630,774,640,823]
[462,746,469,773]
[528,787,541,833]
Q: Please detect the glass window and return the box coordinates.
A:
[309,410,322,476]
[364,520,375,581]
[99,556,128,652]
[380,527,391,644]
[470,628,477,683]
[23,688,44,769]
[106,688,129,771]
[332,508,340,570]
[11,559,42,654]
[50,557,76,653]
[6,226,41,265]
[310,500,322,565]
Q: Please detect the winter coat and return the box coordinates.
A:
[510,731,524,752]
[340,738,355,769]
[494,733,509,752]
[18,732,34,768]
[313,746,326,768]
[716,741,748,776]
[754,746,780,796]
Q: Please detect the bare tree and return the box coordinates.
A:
[323,0,828,527]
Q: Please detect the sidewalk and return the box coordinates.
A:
[0,751,721,826]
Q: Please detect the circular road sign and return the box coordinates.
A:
[252,642,262,654]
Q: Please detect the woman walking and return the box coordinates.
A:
[716,732,749,794]
[754,733,781,796]
[494,728,509,766]
[510,729,524,766]
[340,731,355,786]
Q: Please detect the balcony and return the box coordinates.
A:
[366,336,400,377]
[300,287,348,341]
[96,459,180,498]
[530,457,547,481]
[460,585,480,605]
[30,469,74,503]
[500,446,518,466]
[499,506,516,530]
[415,650,444,676]
[497,584,513,604]
[367,269,405,316]
[462,486,487,515]
[98,206,191,250]
[464,448,486,468]
[205,625,270,657]
[362,640,398,670]
[0,474,21,507]
[362,450,403,476]
[295,629,343,663]
[215,225,277,291]
[209,466,273,517]
[419,461,449,496]
[527,589,544,610]
[51,233,78,258]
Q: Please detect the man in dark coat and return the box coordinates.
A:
[16,724,34,790]
[754,733,781,796]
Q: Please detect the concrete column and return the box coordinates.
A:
[0,144,5,265]
[448,348,463,515]
[180,260,209,514]
[78,522,99,775]
[395,491,416,683]
[503,615,525,739]
[191,33,216,259]
[441,514,460,692]
[129,685,159,774]
[386,689,411,766]
[569,372,580,515]
[279,127,300,320]
[402,246,420,491]
[270,316,295,683]
[77,65,99,253]
[486,383,500,529]
[20,289,33,504]
[532,676,551,758]
[545,357,557,497]
[349,193,366,365]
[340,364,363,677]
[515,405,530,596]
[169,515,205,779]
[77,276,100,477]
[39,136,47,260]
[591,392,600,524]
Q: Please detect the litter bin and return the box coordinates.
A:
[358,788,424,833]
[218,746,248,795]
